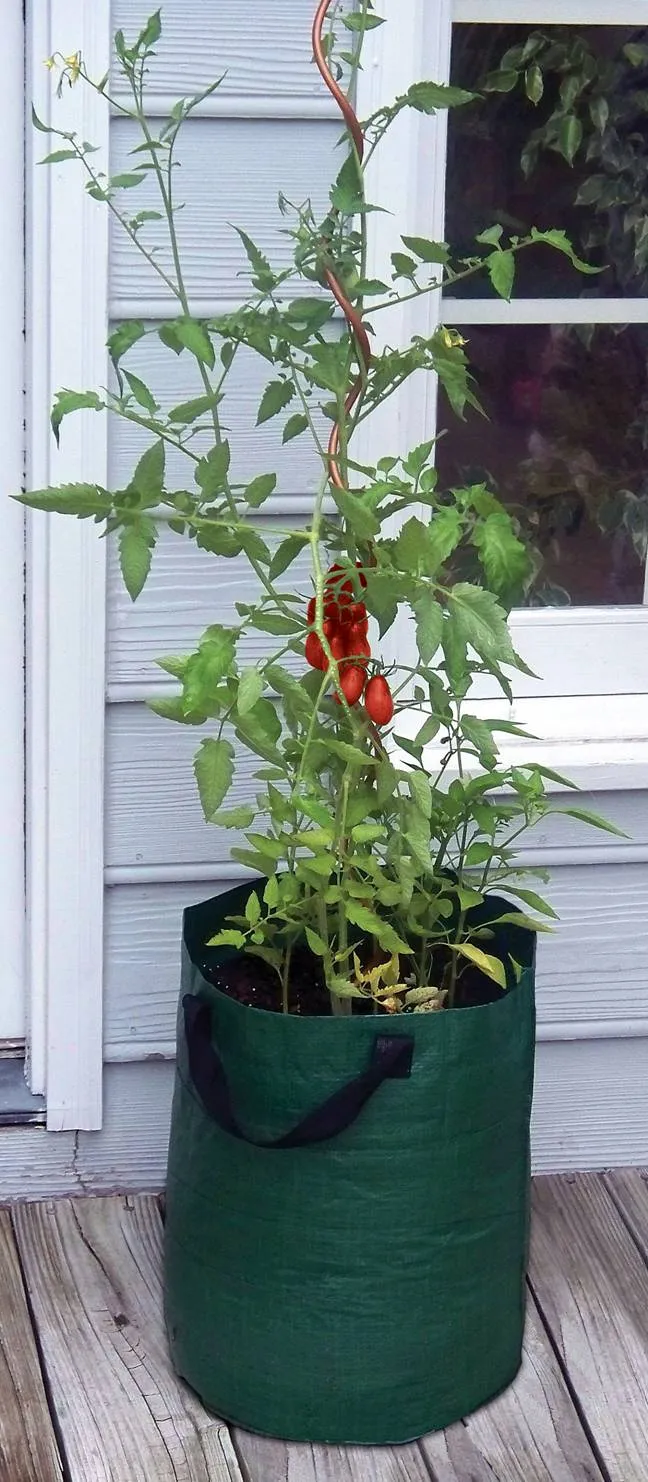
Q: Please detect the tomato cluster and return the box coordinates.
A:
[304,563,394,725]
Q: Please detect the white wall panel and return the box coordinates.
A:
[3,1040,648,1195]
[104,707,260,866]
[103,865,648,1058]
[104,703,648,867]
[109,118,339,305]
[110,0,336,98]
[107,520,312,688]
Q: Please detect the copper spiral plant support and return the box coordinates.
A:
[312,0,373,492]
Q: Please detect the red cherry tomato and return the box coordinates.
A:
[306,595,316,624]
[329,632,348,662]
[364,675,394,726]
[347,629,371,662]
[334,664,366,706]
[305,632,327,671]
[348,602,367,625]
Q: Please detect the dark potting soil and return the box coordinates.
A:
[201,942,502,1016]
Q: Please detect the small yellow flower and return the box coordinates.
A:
[44,56,57,70]
[440,327,467,350]
[64,51,81,83]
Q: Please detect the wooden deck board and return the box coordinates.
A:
[1,1176,647,1480]
[0,1209,64,1482]
[419,1292,605,1482]
[603,1167,648,1261]
[234,1431,431,1482]
[12,1195,244,1482]
[529,1173,648,1482]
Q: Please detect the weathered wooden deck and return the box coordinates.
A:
[1,1173,647,1481]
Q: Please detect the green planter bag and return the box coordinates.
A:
[164,882,536,1445]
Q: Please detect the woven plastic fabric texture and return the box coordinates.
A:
[164,883,536,1445]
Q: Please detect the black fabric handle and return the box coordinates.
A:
[182,994,414,1149]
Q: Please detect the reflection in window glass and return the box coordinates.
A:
[446,25,648,298]
[435,323,648,605]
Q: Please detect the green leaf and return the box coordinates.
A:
[450,942,506,989]
[394,509,462,576]
[408,772,432,818]
[158,323,184,355]
[174,318,215,369]
[525,63,544,104]
[51,390,104,446]
[391,252,418,279]
[414,599,443,664]
[556,806,628,837]
[305,927,328,957]
[127,439,166,507]
[484,69,519,93]
[476,224,503,246]
[344,902,413,955]
[108,170,146,190]
[351,823,386,845]
[333,488,380,540]
[118,517,157,600]
[487,251,515,301]
[330,152,365,215]
[400,81,475,113]
[195,441,231,497]
[148,695,191,723]
[107,321,146,365]
[136,10,162,49]
[234,228,276,291]
[415,713,441,747]
[245,891,261,926]
[448,584,518,668]
[342,11,385,29]
[282,413,308,444]
[589,96,609,133]
[557,114,583,166]
[530,228,601,275]
[263,875,280,908]
[401,236,448,264]
[237,668,264,716]
[249,610,301,636]
[39,149,78,165]
[256,380,294,425]
[473,512,530,600]
[167,392,222,424]
[244,473,277,508]
[194,737,235,821]
[124,371,158,415]
[17,483,108,517]
[211,806,256,829]
[269,534,308,580]
[31,106,52,134]
[502,886,558,920]
[206,928,246,949]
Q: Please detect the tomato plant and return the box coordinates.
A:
[21,5,617,1013]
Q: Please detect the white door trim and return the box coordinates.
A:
[0,0,27,1043]
[25,0,111,1129]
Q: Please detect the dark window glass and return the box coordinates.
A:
[446,24,648,298]
[435,322,648,605]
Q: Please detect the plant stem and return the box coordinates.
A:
[281,943,292,1015]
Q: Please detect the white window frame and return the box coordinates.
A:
[25,0,110,1129]
[0,0,27,1046]
[357,0,648,756]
